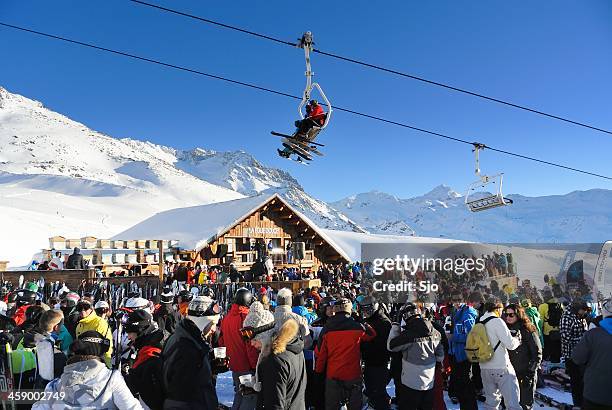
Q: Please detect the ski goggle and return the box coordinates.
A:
[187,301,221,317]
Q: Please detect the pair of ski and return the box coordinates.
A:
[271,131,324,164]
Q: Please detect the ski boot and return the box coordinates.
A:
[277,148,290,158]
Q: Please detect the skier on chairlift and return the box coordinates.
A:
[277,99,327,158]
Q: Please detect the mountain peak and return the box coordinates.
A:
[423,184,462,199]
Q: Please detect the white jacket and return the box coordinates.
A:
[32,358,142,410]
[479,312,521,370]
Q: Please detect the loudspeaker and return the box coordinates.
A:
[292,242,305,260]
[216,243,228,258]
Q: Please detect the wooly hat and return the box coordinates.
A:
[277,288,293,306]
[333,298,352,315]
[70,330,110,358]
[243,301,275,342]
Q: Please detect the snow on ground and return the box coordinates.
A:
[216,372,560,409]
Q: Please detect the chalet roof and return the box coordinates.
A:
[115,193,461,262]
[114,193,352,260]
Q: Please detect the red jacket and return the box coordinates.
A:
[308,104,326,126]
[13,305,29,327]
[315,313,376,381]
[219,304,259,372]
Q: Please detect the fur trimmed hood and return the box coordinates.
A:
[272,318,299,355]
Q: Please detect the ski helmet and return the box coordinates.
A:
[125,297,149,310]
[358,296,379,319]
[177,290,193,304]
[160,287,174,304]
[401,302,420,324]
[200,286,215,299]
[234,288,253,307]
[124,309,154,336]
[62,291,80,308]
[16,289,37,307]
[309,99,318,106]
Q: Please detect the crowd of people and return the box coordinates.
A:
[0,261,609,410]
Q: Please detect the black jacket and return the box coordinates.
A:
[507,322,542,377]
[154,304,180,335]
[361,309,392,366]
[66,250,85,269]
[257,325,307,410]
[162,319,218,410]
[127,328,166,410]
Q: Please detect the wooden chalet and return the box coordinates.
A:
[116,193,352,271]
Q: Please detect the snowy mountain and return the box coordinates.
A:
[331,185,612,242]
[0,86,360,266]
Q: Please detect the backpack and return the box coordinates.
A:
[464,316,501,363]
[546,303,563,328]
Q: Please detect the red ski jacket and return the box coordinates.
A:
[13,305,29,327]
[219,304,259,372]
[315,313,376,381]
[308,104,326,126]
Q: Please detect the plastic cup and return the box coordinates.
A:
[239,374,252,385]
[214,347,226,359]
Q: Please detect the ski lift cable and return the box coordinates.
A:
[128,0,612,137]
[1,21,611,182]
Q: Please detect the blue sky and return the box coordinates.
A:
[1,0,611,202]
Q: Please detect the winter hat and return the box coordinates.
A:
[94,300,109,310]
[63,292,80,307]
[243,301,275,342]
[520,299,532,308]
[70,330,110,358]
[277,288,293,306]
[124,309,154,335]
[333,298,352,315]
[602,299,612,318]
[186,296,220,333]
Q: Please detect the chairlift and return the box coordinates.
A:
[296,31,332,140]
[465,143,513,212]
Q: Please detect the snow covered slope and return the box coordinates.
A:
[331,185,612,242]
[0,86,358,266]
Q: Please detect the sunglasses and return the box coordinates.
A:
[504,312,516,318]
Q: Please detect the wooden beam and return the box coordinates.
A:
[281,214,294,219]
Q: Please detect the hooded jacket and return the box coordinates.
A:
[127,328,166,410]
[65,249,85,270]
[361,308,392,367]
[571,318,612,406]
[32,357,142,410]
[219,304,260,372]
[76,311,113,366]
[449,304,478,362]
[257,320,307,410]
[387,316,444,391]
[162,319,218,410]
[315,313,376,381]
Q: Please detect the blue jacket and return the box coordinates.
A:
[292,306,317,325]
[450,305,478,362]
[55,324,73,356]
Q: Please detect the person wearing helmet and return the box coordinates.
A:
[177,290,193,318]
[12,289,38,327]
[219,288,259,410]
[154,288,181,334]
[124,309,167,410]
[388,302,445,410]
[59,291,81,339]
[162,296,220,409]
[32,331,140,410]
[278,100,327,158]
[359,296,393,410]
[75,300,114,367]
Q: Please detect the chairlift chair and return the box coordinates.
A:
[465,143,513,212]
[297,31,332,141]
